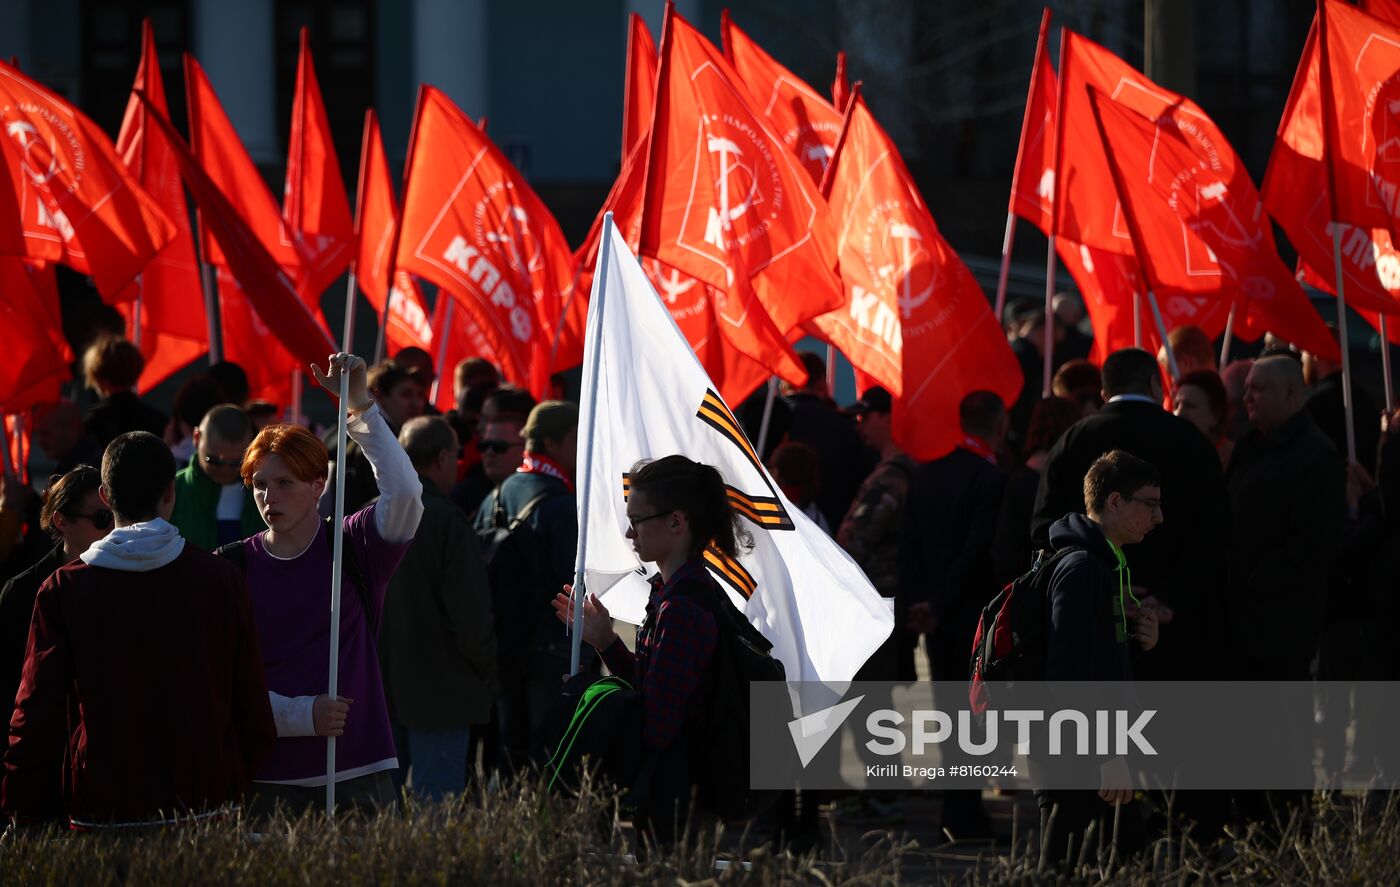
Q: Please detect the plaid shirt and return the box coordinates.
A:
[600,557,718,750]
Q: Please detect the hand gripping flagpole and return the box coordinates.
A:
[325,359,350,814]
[570,213,613,677]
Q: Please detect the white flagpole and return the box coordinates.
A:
[290,371,303,426]
[571,213,614,676]
[14,414,25,482]
[341,269,357,352]
[755,376,780,458]
[429,299,454,407]
[1220,300,1237,368]
[1042,235,1057,396]
[1133,290,1143,349]
[1380,316,1395,413]
[1147,290,1179,382]
[1331,225,1359,464]
[994,211,1017,324]
[202,262,222,365]
[325,360,350,814]
[824,344,836,395]
[0,417,13,477]
[374,286,394,366]
[132,275,144,351]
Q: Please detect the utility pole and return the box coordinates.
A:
[1144,0,1194,94]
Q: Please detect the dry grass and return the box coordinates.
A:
[4,782,1399,885]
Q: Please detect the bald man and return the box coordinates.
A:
[170,404,263,550]
[1227,355,1346,678]
[1226,354,1346,828]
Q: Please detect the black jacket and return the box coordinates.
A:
[1032,398,1229,679]
[900,447,1005,634]
[1225,408,1346,675]
[1307,370,1380,474]
[1043,514,1135,682]
[0,543,66,733]
[782,393,875,532]
[84,392,167,451]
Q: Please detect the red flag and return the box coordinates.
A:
[1010,9,1056,234]
[352,110,432,355]
[1086,87,1336,358]
[0,257,70,413]
[1054,29,1224,256]
[1317,0,1400,233]
[137,94,336,371]
[114,19,206,391]
[576,138,806,405]
[396,86,575,395]
[427,294,499,412]
[1263,15,1400,315]
[622,13,657,163]
[284,28,354,303]
[722,12,844,186]
[832,51,851,110]
[0,62,175,298]
[184,55,306,276]
[815,92,1021,458]
[639,10,843,337]
[216,268,298,405]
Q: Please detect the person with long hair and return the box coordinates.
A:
[0,466,110,735]
[551,455,754,838]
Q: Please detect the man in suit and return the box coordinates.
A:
[900,390,1008,839]
[1032,348,1229,682]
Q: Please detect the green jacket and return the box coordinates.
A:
[169,455,264,551]
[379,477,498,728]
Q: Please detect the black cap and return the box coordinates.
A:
[845,386,892,416]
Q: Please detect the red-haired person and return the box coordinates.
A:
[226,354,424,816]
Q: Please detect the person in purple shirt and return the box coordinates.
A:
[228,353,424,817]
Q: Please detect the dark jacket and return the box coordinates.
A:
[990,464,1043,588]
[0,543,66,736]
[323,434,382,517]
[1307,370,1380,475]
[1043,514,1136,682]
[475,469,585,677]
[169,455,264,552]
[84,391,167,450]
[1032,398,1229,679]
[1225,408,1346,675]
[380,478,497,728]
[900,447,1005,640]
[1,546,276,826]
[782,393,876,532]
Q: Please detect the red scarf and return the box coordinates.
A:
[518,452,574,492]
[959,435,997,465]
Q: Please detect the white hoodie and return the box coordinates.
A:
[80,517,185,572]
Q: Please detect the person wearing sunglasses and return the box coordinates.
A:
[0,465,111,747]
[170,404,263,551]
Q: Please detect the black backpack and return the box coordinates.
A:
[214,516,376,636]
[476,486,564,673]
[968,546,1080,714]
[666,574,786,821]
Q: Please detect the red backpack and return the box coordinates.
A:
[968,547,1080,713]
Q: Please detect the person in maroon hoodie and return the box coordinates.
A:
[2,431,276,831]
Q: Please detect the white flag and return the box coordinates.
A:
[576,217,893,684]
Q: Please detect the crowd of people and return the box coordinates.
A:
[0,299,1395,858]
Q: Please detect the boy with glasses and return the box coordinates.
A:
[1036,448,1163,861]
